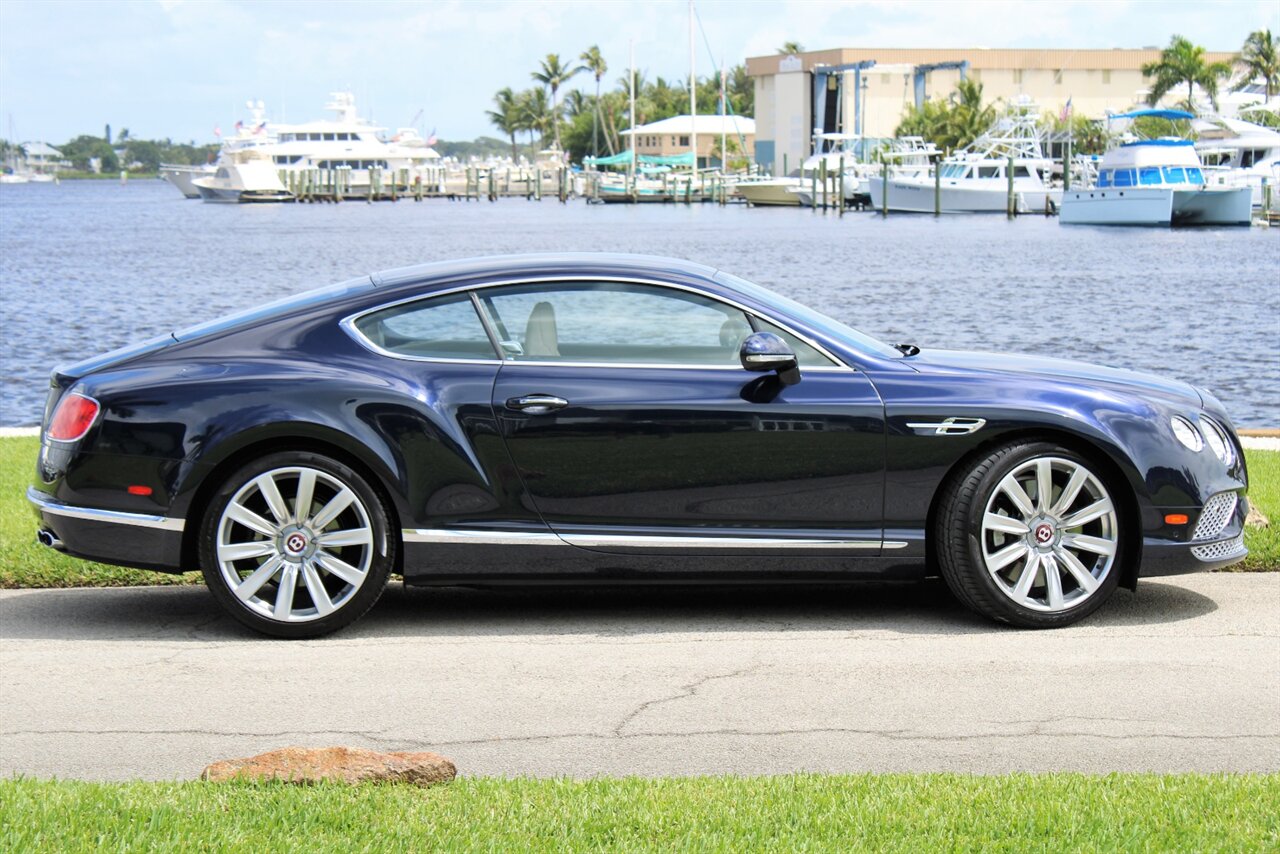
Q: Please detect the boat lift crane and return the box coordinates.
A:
[913,61,970,108]
[811,60,877,145]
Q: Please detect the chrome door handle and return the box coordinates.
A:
[506,394,568,414]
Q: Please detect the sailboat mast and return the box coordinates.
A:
[629,40,636,177]
[689,0,696,174]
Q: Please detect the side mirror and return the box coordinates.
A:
[740,331,801,386]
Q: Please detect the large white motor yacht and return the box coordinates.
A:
[1060,110,1252,226]
[267,93,440,191]
[864,98,1059,213]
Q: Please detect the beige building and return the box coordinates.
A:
[621,114,756,168]
[746,47,1235,175]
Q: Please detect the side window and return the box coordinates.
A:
[1113,169,1135,187]
[477,282,840,368]
[352,294,497,360]
[1097,170,1112,187]
[1139,167,1162,185]
[479,282,749,366]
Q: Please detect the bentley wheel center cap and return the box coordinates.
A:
[284,531,309,555]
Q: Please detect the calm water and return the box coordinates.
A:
[2,179,1278,426]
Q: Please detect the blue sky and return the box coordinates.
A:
[1,0,1276,144]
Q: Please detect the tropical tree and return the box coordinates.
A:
[777,42,803,55]
[486,87,523,160]
[1141,35,1232,111]
[580,44,608,158]
[518,87,554,148]
[895,78,997,151]
[1233,29,1279,99]
[531,53,584,150]
[564,90,591,119]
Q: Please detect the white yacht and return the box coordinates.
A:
[191,148,291,203]
[1195,115,1280,207]
[163,94,441,199]
[864,98,1059,213]
[267,92,441,192]
[1060,109,1252,226]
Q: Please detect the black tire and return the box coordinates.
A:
[935,440,1124,628]
[199,451,395,638]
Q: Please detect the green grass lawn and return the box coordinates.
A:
[1,774,1277,852]
[1,434,1276,587]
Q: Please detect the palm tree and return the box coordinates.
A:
[777,42,803,55]
[531,53,585,151]
[1141,35,1232,111]
[580,45,608,158]
[1233,29,1279,99]
[519,87,554,148]
[486,87,522,160]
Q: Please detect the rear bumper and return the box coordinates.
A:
[27,487,186,572]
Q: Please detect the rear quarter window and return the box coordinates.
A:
[352,294,497,360]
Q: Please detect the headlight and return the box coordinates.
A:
[1200,416,1234,465]
[1171,416,1203,452]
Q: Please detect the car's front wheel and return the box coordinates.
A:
[936,440,1124,628]
[198,452,394,638]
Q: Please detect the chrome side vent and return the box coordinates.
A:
[905,417,987,437]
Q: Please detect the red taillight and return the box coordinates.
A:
[47,394,100,442]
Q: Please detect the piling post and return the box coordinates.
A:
[838,156,845,217]
[880,155,889,217]
[782,153,788,178]
[934,155,941,216]
[1063,139,1072,192]
[1007,155,1016,217]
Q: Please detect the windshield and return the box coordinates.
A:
[714,271,903,359]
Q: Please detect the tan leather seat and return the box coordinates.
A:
[524,301,560,357]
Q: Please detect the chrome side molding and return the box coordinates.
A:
[26,487,186,532]
[404,527,907,550]
[905,417,987,436]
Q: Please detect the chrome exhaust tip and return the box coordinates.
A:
[36,529,64,550]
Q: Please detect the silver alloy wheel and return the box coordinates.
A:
[980,456,1118,613]
[215,466,375,623]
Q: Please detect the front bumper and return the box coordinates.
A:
[27,487,186,572]
[1138,493,1249,577]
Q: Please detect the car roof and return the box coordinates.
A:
[369,253,721,290]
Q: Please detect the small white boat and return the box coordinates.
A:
[864,99,1059,213]
[1060,109,1253,226]
[191,150,291,203]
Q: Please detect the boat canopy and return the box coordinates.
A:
[1109,109,1196,121]
[583,150,695,167]
[1120,139,1195,147]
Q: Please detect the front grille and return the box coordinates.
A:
[1191,534,1246,562]
[1192,492,1238,541]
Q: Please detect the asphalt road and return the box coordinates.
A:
[1,573,1277,781]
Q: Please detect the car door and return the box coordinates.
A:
[480,279,887,556]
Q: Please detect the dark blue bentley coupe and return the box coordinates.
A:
[29,254,1249,636]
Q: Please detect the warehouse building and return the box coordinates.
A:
[745,47,1236,175]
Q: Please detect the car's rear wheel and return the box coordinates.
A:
[198,452,394,638]
[936,440,1124,628]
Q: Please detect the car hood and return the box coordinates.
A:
[908,348,1204,409]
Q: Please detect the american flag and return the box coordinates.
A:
[1059,97,1073,123]
[213,125,221,138]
